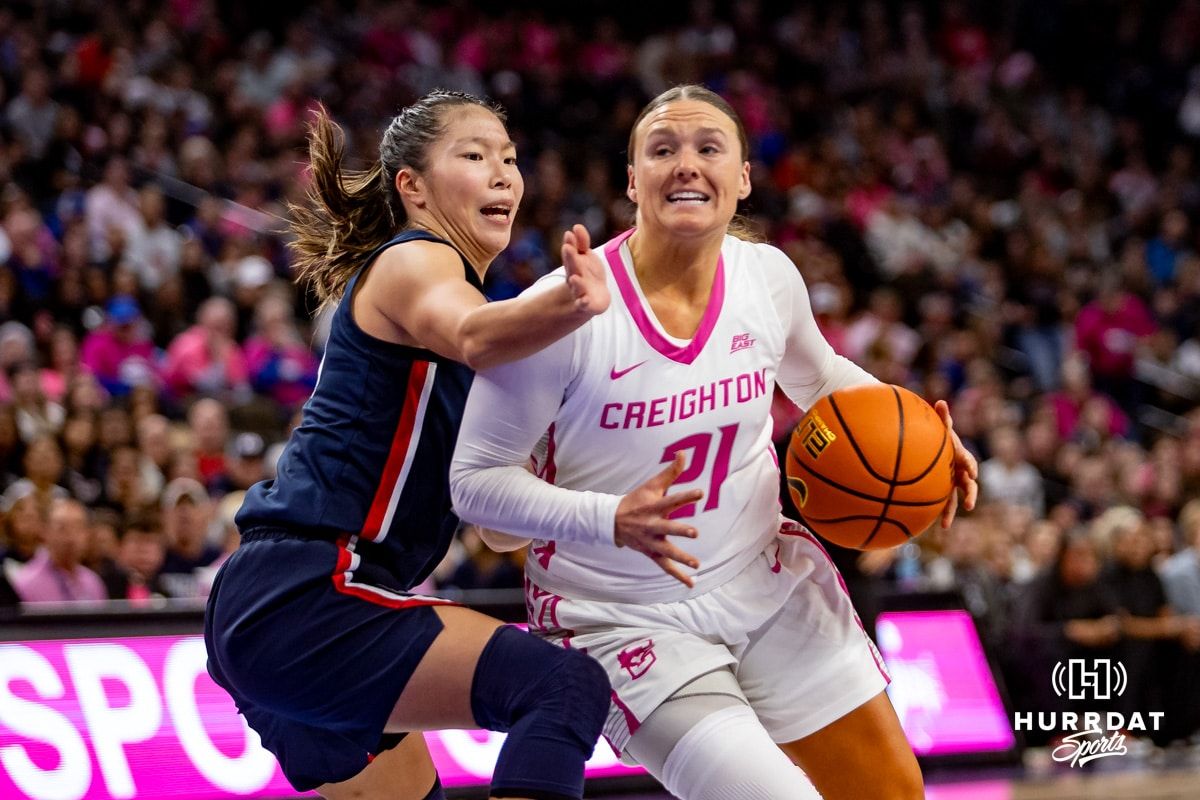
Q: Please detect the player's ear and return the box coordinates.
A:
[626,164,638,205]
[397,168,426,209]
[738,160,751,201]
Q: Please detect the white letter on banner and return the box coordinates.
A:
[164,637,275,793]
[0,645,91,800]
[63,643,163,799]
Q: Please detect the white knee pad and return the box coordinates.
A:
[625,671,821,800]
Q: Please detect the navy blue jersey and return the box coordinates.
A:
[237,229,480,593]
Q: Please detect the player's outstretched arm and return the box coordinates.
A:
[367,228,608,371]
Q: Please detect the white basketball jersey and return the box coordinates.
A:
[525,231,791,602]
[451,229,875,604]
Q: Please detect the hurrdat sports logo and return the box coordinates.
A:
[1013,658,1164,767]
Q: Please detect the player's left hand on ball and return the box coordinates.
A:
[562,224,610,317]
[934,400,978,529]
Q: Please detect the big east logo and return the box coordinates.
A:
[617,639,657,680]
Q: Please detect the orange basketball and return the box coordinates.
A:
[786,384,954,550]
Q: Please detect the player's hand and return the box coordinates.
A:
[562,224,610,317]
[934,400,978,529]
[614,453,702,588]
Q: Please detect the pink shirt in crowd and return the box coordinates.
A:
[13,549,107,603]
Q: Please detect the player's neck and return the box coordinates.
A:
[627,227,723,302]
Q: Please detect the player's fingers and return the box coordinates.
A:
[650,553,695,588]
[653,539,700,569]
[655,489,704,515]
[963,475,979,511]
[648,453,687,490]
[941,485,959,529]
[572,223,591,253]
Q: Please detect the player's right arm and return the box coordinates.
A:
[363,225,608,370]
[449,296,702,586]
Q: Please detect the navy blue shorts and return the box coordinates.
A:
[204,527,452,791]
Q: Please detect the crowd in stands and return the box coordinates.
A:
[1,0,1199,740]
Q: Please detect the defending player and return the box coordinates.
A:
[451,86,978,800]
[205,91,637,800]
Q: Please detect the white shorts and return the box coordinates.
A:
[524,523,891,757]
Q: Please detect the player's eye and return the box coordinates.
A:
[504,156,518,165]
[463,152,484,161]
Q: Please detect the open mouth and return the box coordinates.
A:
[480,204,513,221]
[667,191,710,205]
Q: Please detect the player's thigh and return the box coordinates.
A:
[780,691,922,800]
[317,732,437,800]
[386,604,505,730]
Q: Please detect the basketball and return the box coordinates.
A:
[785,384,954,550]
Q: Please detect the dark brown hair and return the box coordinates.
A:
[289,91,507,306]
[626,85,762,242]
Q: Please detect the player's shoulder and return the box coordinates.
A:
[721,234,796,282]
[371,238,468,288]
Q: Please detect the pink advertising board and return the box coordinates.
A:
[875,610,1016,756]
[0,635,641,800]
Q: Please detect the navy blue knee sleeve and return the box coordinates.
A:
[470,625,611,800]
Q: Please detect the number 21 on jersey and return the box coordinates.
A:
[660,424,738,519]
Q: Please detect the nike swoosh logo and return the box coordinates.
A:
[609,360,647,380]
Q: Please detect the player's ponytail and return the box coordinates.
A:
[290,91,507,307]
[289,108,397,307]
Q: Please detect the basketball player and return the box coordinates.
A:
[451,86,978,800]
[204,91,658,800]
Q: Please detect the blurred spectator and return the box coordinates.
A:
[4,435,69,513]
[159,476,218,597]
[1073,272,1157,410]
[162,296,250,402]
[978,426,1044,516]
[135,413,171,498]
[12,497,105,603]
[80,295,158,397]
[243,293,318,409]
[106,508,169,602]
[5,67,59,160]
[9,359,65,442]
[123,184,183,291]
[0,491,44,578]
[1044,355,1130,444]
[1161,499,1200,615]
[215,431,267,495]
[84,156,141,264]
[925,516,1008,648]
[187,398,230,489]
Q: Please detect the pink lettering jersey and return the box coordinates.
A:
[451,230,875,603]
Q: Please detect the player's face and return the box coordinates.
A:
[627,100,751,240]
[413,106,523,259]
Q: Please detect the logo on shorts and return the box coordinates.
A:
[617,639,657,680]
[730,333,756,353]
[799,414,836,459]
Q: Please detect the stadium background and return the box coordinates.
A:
[1,0,1200,796]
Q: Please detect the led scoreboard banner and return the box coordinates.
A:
[0,600,1016,799]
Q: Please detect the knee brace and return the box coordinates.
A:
[470,625,611,800]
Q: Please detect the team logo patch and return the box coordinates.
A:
[730,332,756,353]
[617,639,657,680]
[800,414,836,459]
